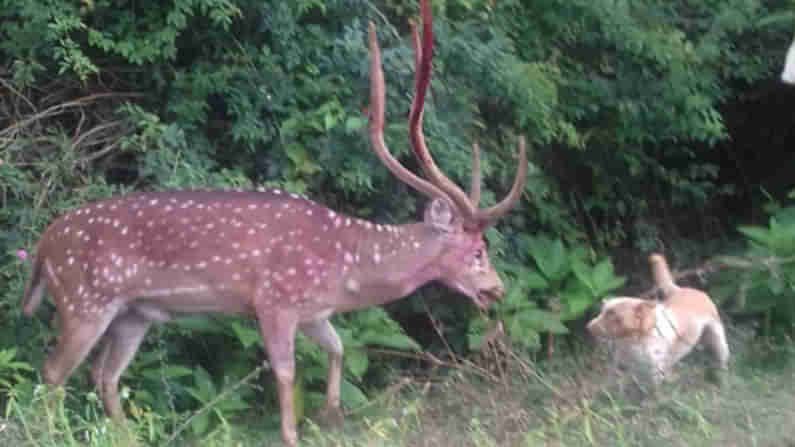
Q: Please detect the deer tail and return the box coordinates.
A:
[21,252,46,317]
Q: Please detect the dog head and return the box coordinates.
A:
[586,297,657,339]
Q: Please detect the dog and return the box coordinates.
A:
[586,253,729,387]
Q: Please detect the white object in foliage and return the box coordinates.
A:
[782,38,795,84]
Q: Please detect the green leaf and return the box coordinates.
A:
[514,309,569,335]
[592,259,613,285]
[229,321,262,349]
[341,379,368,408]
[193,366,216,400]
[562,291,595,321]
[529,237,569,282]
[285,143,322,175]
[216,397,250,412]
[174,316,224,334]
[591,259,626,296]
[345,116,365,133]
[191,410,210,436]
[504,279,532,308]
[293,377,305,423]
[359,333,420,351]
[570,259,594,293]
[738,225,773,247]
[467,332,486,351]
[757,11,795,28]
[768,275,785,295]
[140,365,194,380]
[344,348,368,380]
[524,271,550,290]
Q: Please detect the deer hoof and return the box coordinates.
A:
[315,406,344,428]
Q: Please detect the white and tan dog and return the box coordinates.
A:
[586,253,729,386]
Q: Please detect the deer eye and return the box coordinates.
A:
[474,249,485,262]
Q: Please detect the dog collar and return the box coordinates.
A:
[654,304,678,340]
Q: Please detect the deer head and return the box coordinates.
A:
[21,1,526,445]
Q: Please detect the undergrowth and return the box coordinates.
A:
[2,323,793,447]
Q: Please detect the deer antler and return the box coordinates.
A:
[408,0,527,228]
[469,142,481,206]
[405,0,526,229]
[368,22,450,203]
[473,136,527,227]
[407,7,481,221]
[369,0,527,229]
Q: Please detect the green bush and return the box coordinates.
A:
[469,235,625,351]
[1,0,793,433]
[711,190,795,337]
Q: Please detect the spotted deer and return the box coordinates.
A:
[21,0,527,445]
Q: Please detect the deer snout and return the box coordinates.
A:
[477,280,505,305]
[489,283,505,300]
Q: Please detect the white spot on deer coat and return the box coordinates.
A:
[346,278,360,292]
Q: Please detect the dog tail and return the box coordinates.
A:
[648,253,680,298]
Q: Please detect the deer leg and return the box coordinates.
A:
[43,309,118,388]
[300,319,344,426]
[91,310,152,420]
[257,311,299,447]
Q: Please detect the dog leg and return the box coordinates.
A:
[702,321,730,386]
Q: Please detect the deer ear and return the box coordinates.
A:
[423,198,456,229]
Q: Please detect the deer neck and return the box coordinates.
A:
[335,222,447,312]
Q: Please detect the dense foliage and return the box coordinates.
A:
[1,0,794,442]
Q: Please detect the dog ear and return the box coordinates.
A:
[635,301,657,333]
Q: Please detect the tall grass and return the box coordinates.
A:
[3,323,793,447]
